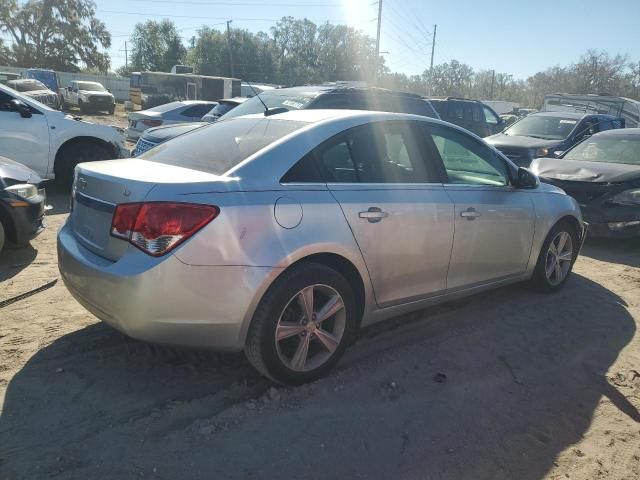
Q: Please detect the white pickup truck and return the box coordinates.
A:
[61,80,116,114]
[0,83,128,186]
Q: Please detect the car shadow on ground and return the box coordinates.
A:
[0,242,37,283]
[582,237,640,268]
[44,182,71,215]
[0,271,636,479]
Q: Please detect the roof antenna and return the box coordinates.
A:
[244,79,270,116]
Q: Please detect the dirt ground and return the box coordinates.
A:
[0,189,639,480]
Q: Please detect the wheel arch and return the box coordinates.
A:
[0,203,17,243]
[53,136,118,178]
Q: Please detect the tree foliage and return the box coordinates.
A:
[0,0,111,72]
[129,20,187,73]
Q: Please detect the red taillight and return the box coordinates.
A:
[141,119,163,127]
[110,202,219,256]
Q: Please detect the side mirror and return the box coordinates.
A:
[8,99,32,118]
[515,167,539,189]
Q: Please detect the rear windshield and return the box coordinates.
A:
[140,117,307,174]
[147,102,187,113]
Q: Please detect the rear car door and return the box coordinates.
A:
[426,123,535,289]
[0,90,50,176]
[321,120,455,307]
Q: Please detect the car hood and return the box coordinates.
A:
[530,157,640,183]
[486,133,562,149]
[0,155,43,184]
[143,122,208,142]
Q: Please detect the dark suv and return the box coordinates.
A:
[132,85,440,156]
[426,97,504,137]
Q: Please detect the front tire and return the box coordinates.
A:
[245,263,357,385]
[78,100,86,114]
[529,221,579,292]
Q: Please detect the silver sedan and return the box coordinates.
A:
[125,100,218,140]
[58,110,586,384]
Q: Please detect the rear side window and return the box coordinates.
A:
[319,121,433,183]
[142,118,306,175]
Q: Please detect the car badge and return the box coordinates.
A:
[123,187,131,197]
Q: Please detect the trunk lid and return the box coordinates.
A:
[71,159,227,261]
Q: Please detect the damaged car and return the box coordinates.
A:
[486,112,624,167]
[531,128,640,238]
[0,156,47,254]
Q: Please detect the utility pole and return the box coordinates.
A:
[226,20,234,78]
[429,24,437,71]
[374,0,382,84]
[125,41,128,69]
[490,69,495,99]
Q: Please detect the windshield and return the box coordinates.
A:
[141,117,307,174]
[564,136,640,165]
[505,115,578,140]
[219,91,315,120]
[77,82,107,92]
[26,70,57,90]
[10,80,47,92]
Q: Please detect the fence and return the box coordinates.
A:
[0,66,130,102]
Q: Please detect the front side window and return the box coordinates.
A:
[430,125,508,186]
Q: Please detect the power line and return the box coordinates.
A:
[99,10,282,21]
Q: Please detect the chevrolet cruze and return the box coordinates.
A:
[58,110,585,384]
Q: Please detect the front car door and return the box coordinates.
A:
[426,123,535,289]
[0,89,50,176]
[320,120,455,307]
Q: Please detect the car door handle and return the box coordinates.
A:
[460,208,480,220]
[359,207,388,223]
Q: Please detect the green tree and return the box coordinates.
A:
[129,20,186,72]
[0,0,110,71]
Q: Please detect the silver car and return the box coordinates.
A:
[126,101,218,141]
[58,110,586,384]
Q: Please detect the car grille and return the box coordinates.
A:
[132,138,158,157]
[542,178,616,205]
[89,96,111,105]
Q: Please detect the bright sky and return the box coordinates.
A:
[97,0,640,78]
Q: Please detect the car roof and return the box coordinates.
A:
[593,127,640,137]
[75,81,103,85]
[219,97,248,104]
[530,111,598,119]
[263,85,426,100]
[240,108,438,125]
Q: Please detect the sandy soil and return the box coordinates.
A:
[0,190,638,480]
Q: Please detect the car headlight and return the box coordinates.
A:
[534,147,550,157]
[608,189,640,206]
[5,183,38,200]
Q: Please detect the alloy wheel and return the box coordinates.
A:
[275,284,346,372]
[545,231,574,286]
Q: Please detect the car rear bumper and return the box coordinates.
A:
[57,221,278,351]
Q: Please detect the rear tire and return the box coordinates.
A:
[55,142,112,190]
[245,263,357,385]
[529,220,579,292]
[108,105,115,115]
